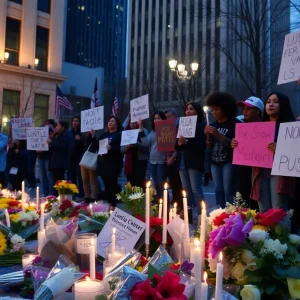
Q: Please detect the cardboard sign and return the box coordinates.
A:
[81,106,104,133]
[121,129,139,146]
[98,138,108,155]
[177,116,197,138]
[97,207,146,258]
[26,127,49,151]
[130,94,149,123]
[11,117,33,140]
[278,30,300,85]
[233,122,275,168]
[272,122,300,177]
[155,119,176,152]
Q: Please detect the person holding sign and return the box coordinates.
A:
[205,92,241,208]
[175,102,206,214]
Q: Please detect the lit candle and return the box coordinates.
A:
[22,254,38,269]
[5,209,10,228]
[40,203,45,231]
[203,106,209,125]
[38,229,46,254]
[36,187,39,210]
[109,209,113,216]
[111,228,116,253]
[158,199,162,219]
[73,277,103,300]
[182,190,190,239]
[215,252,224,300]
[162,183,168,244]
[169,208,173,221]
[21,181,25,211]
[173,202,177,216]
[89,239,96,280]
[194,239,202,300]
[145,181,151,245]
[201,272,208,300]
[200,201,207,266]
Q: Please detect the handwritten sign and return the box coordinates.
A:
[272,122,300,177]
[177,116,197,138]
[155,119,176,152]
[26,127,49,151]
[97,207,145,258]
[121,129,139,146]
[233,122,275,168]
[11,117,33,140]
[130,94,149,123]
[98,138,108,155]
[81,106,104,133]
[278,30,300,85]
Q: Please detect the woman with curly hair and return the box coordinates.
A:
[205,92,240,207]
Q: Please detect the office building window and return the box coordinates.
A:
[34,94,49,126]
[2,90,20,134]
[5,18,21,66]
[37,0,51,13]
[35,26,49,71]
[10,0,22,4]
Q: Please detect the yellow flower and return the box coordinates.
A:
[9,213,20,223]
[0,231,7,254]
[231,262,248,284]
[253,225,268,231]
[287,278,300,299]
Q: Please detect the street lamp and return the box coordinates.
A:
[34,58,39,69]
[0,52,9,64]
[168,59,199,80]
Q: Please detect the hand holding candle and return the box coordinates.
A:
[203,106,210,125]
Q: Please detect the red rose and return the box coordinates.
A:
[256,208,286,226]
[8,200,20,207]
[59,200,73,212]
[169,263,180,271]
[213,212,232,226]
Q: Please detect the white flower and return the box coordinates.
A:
[235,192,243,200]
[242,250,256,264]
[128,192,144,201]
[240,285,261,300]
[260,239,288,260]
[93,212,109,218]
[27,210,39,220]
[17,212,33,222]
[289,234,300,245]
[116,195,121,200]
[10,234,25,245]
[248,229,268,243]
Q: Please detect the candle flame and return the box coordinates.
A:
[170,208,173,213]
[159,199,163,204]
[203,271,208,283]
[174,202,177,208]
[219,252,223,262]
[201,201,206,210]
[182,190,186,198]
[86,276,91,282]
[194,239,200,248]
[89,204,92,210]
[164,182,168,189]
[146,181,151,188]
[113,228,116,234]
[203,106,209,113]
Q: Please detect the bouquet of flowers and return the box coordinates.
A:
[0,197,21,210]
[53,180,79,195]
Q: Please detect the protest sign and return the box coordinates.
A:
[155,119,176,152]
[278,30,300,85]
[130,94,149,123]
[233,122,275,168]
[11,117,33,140]
[26,127,49,151]
[98,138,108,155]
[81,106,104,133]
[121,129,139,146]
[177,116,197,138]
[97,207,145,258]
[272,122,300,177]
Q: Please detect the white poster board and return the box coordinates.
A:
[121,129,139,146]
[81,106,104,133]
[272,122,300,177]
[130,94,149,123]
[177,116,197,138]
[98,138,108,155]
[11,117,33,140]
[97,207,146,258]
[277,30,300,85]
[26,127,49,151]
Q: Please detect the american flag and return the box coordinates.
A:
[55,85,72,118]
[111,96,119,116]
[91,78,100,108]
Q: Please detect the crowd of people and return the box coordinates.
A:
[0,91,300,230]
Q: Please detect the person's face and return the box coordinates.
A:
[242,106,260,122]
[129,122,138,129]
[165,112,176,120]
[185,105,197,116]
[72,118,80,129]
[108,118,117,130]
[211,106,224,120]
[56,123,63,133]
[154,114,163,123]
[265,94,280,118]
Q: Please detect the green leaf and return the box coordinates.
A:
[255,257,265,269]
[265,285,276,295]
[244,270,261,283]
[95,296,108,300]
[148,264,162,279]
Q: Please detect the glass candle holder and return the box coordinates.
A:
[106,245,126,265]
[103,260,113,277]
[22,253,38,269]
[73,278,103,300]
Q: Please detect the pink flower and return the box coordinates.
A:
[92,203,109,213]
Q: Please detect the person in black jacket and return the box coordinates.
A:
[175,102,206,214]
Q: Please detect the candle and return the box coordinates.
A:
[21,181,25,211]
[36,187,39,209]
[89,204,93,214]
[169,208,173,221]
[203,106,209,125]
[201,272,208,300]
[200,201,207,266]
[173,202,177,216]
[158,199,162,219]
[145,181,151,245]
[22,254,38,269]
[215,252,224,300]
[182,190,190,239]
[89,239,96,280]
[38,229,46,254]
[5,209,10,228]
[162,183,168,245]
[74,277,103,300]
[194,239,202,300]
[109,209,113,216]
[40,203,45,231]
[111,228,116,253]
[103,260,113,277]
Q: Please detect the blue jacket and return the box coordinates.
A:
[0,133,8,172]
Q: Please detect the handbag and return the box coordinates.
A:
[79,144,98,170]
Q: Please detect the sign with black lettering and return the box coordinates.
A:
[155,119,176,152]
[11,117,33,140]
[278,30,300,85]
[177,116,197,138]
[26,127,49,151]
[81,106,104,133]
[130,94,149,123]
[121,129,139,146]
[272,122,300,177]
[97,207,146,258]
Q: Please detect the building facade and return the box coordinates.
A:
[0,0,66,133]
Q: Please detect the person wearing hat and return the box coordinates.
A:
[231,96,264,210]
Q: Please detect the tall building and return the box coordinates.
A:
[0,0,65,132]
[64,0,128,89]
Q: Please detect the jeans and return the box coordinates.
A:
[149,163,166,200]
[211,162,236,208]
[81,166,99,200]
[38,159,53,196]
[179,168,204,214]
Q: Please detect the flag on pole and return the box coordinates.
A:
[55,85,72,118]
[111,96,119,116]
[91,78,100,108]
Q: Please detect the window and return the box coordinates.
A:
[10,0,22,4]
[37,0,51,13]
[2,90,20,135]
[5,18,21,66]
[34,94,49,126]
[35,26,49,71]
